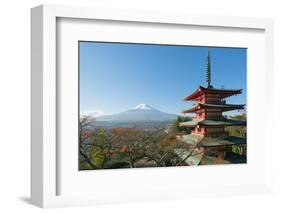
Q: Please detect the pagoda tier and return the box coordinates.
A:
[183,86,242,101]
[175,134,246,165]
[182,103,245,113]
[180,84,245,136]
[177,134,246,147]
[179,119,246,127]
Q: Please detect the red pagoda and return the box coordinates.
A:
[176,51,246,165]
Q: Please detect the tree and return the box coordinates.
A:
[79,117,113,170]
[79,117,201,170]
[226,113,247,137]
[109,128,161,168]
[173,116,192,133]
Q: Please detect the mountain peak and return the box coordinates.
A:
[132,103,154,110]
[96,104,177,122]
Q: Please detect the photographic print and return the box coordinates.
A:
[79,42,247,170]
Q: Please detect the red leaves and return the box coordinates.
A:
[83,130,92,137]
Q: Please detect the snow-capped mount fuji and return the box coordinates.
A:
[96,104,178,122]
[131,103,155,110]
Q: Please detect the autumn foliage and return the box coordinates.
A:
[79,118,190,170]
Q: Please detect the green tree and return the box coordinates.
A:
[173,116,192,133]
[89,128,109,168]
[226,113,247,137]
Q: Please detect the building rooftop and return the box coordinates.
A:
[183,86,242,101]
[179,119,246,127]
[174,148,204,166]
[200,136,246,147]
[182,103,245,113]
[177,134,246,147]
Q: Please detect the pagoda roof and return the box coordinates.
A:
[177,134,246,147]
[183,86,242,101]
[182,103,245,113]
[176,134,204,145]
[175,134,246,165]
[179,119,201,127]
[200,136,246,147]
[179,119,246,127]
[174,148,204,166]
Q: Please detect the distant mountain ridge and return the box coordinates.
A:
[94,104,178,122]
[82,110,104,118]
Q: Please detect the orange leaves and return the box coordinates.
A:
[110,127,140,136]
[120,145,127,153]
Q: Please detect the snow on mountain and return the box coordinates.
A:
[131,103,154,110]
[97,104,177,122]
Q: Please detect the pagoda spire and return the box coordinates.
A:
[206,50,212,88]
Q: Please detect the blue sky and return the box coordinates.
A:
[79,42,246,115]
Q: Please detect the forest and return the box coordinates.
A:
[79,114,246,170]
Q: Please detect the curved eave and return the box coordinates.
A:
[176,134,204,145]
[201,103,245,112]
[200,136,246,147]
[182,103,245,114]
[200,86,242,95]
[199,119,246,126]
[183,86,243,101]
[179,120,200,127]
[183,87,202,101]
[182,105,199,113]
[176,134,246,147]
[179,119,246,127]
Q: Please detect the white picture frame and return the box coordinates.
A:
[31,4,274,208]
